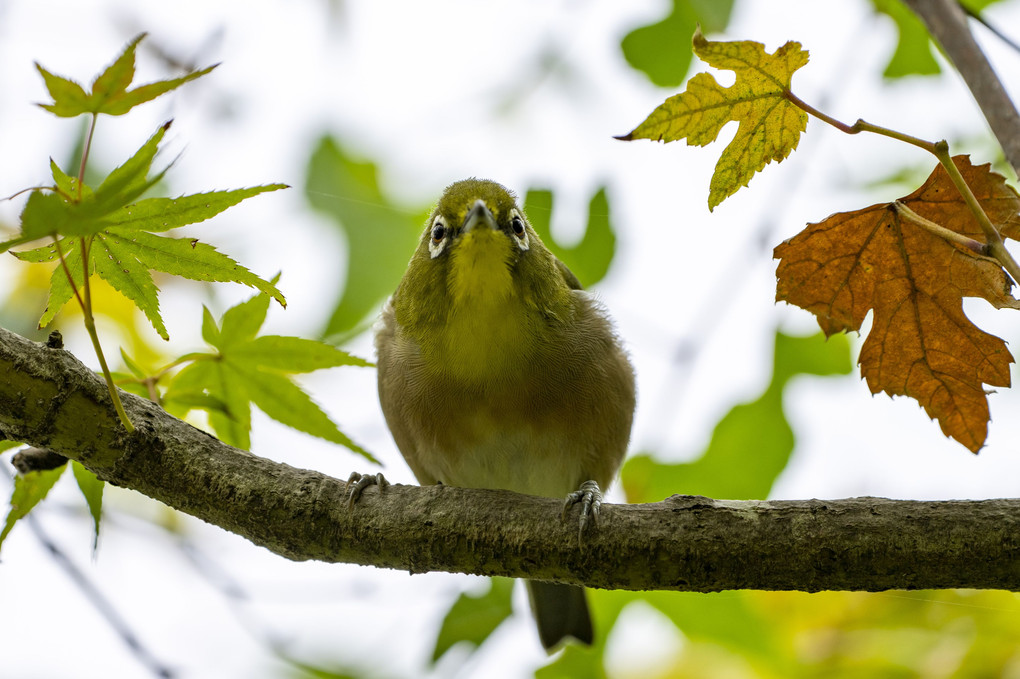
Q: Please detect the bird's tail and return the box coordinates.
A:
[526,580,593,651]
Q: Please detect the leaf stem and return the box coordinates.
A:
[785,89,1020,286]
[51,236,87,313]
[893,201,989,256]
[783,90,937,153]
[931,141,1020,285]
[61,114,133,430]
[82,240,134,431]
[153,353,207,379]
[77,114,98,201]
[73,236,134,432]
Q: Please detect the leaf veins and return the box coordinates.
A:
[617,28,809,210]
[775,156,1020,452]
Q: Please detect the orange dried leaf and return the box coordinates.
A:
[775,156,1020,452]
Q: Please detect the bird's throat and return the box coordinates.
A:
[448,229,514,309]
[443,231,525,382]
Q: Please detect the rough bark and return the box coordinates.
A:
[904,0,1020,177]
[2,326,1019,592]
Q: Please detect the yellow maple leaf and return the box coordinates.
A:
[775,156,1020,452]
[618,28,809,210]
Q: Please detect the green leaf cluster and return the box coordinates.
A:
[4,125,286,338]
[0,458,105,555]
[431,577,515,663]
[164,292,375,461]
[3,34,286,342]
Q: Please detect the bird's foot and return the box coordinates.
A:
[346,471,389,508]
[562,479,602,544]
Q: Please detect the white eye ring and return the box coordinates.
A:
[428,217,448,258]
[510,210,529,251]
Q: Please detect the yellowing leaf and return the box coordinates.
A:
[618,28,809,210]
[775,156,1020,452]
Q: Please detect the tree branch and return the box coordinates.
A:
[2,325,1019,591]
[903,0,1020,177]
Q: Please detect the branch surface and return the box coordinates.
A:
[2,326,1019,592]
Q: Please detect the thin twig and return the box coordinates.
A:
[51,237,87,314]
[783,90,937,153]
[931,141,1020,285]
[0,463,174,678]
[76,237,134,432]
[784,90,1020,287]
[77,114,98,201]
[902,0,1020,177]
[963,4,1020,55]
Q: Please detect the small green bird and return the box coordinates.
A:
[372,178,635,650]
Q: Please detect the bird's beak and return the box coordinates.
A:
[462,200,497,233]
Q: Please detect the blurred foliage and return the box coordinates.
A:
[4,7,1020,679]
[539,565,1020,677]
[623,330,852,503]
[523,186,616,288]
[305,137,622,338]
[0,464,65,553]
[432,577,516,663]
[304,136,425,342]
[71,460,104,552]
[433,330,854,676]
[621,0,735,88]
[871,0,941,78]
[872,0,1005,79]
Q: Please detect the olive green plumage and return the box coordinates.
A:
[376,178,635,650]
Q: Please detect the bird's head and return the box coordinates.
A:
[392,179,575,362]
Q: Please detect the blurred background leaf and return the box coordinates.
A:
[620,0,735,88]
[524,186,616,288]
[432,577,515,664]
[623,330,852,502]
[304,136,425,342]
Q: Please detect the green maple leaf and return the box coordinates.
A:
[0,465,66,554]
[36,33,217,118]
[165,293,375,461]
[432,578,514,663]
[5,123,286,339]
[617,28,809,210]
[71,461,104,553]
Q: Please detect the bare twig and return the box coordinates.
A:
[0,462,174,678]
[902,0,1020,177]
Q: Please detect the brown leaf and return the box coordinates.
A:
[775,156,1020,452]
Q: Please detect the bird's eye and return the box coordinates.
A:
[431,224,446,243]
[428,218,449,258]
[511,216,526,238]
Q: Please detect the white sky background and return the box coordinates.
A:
[2,0,1020,677]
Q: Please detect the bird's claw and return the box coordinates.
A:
[346,471,388,508]
[563,479,602,545]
